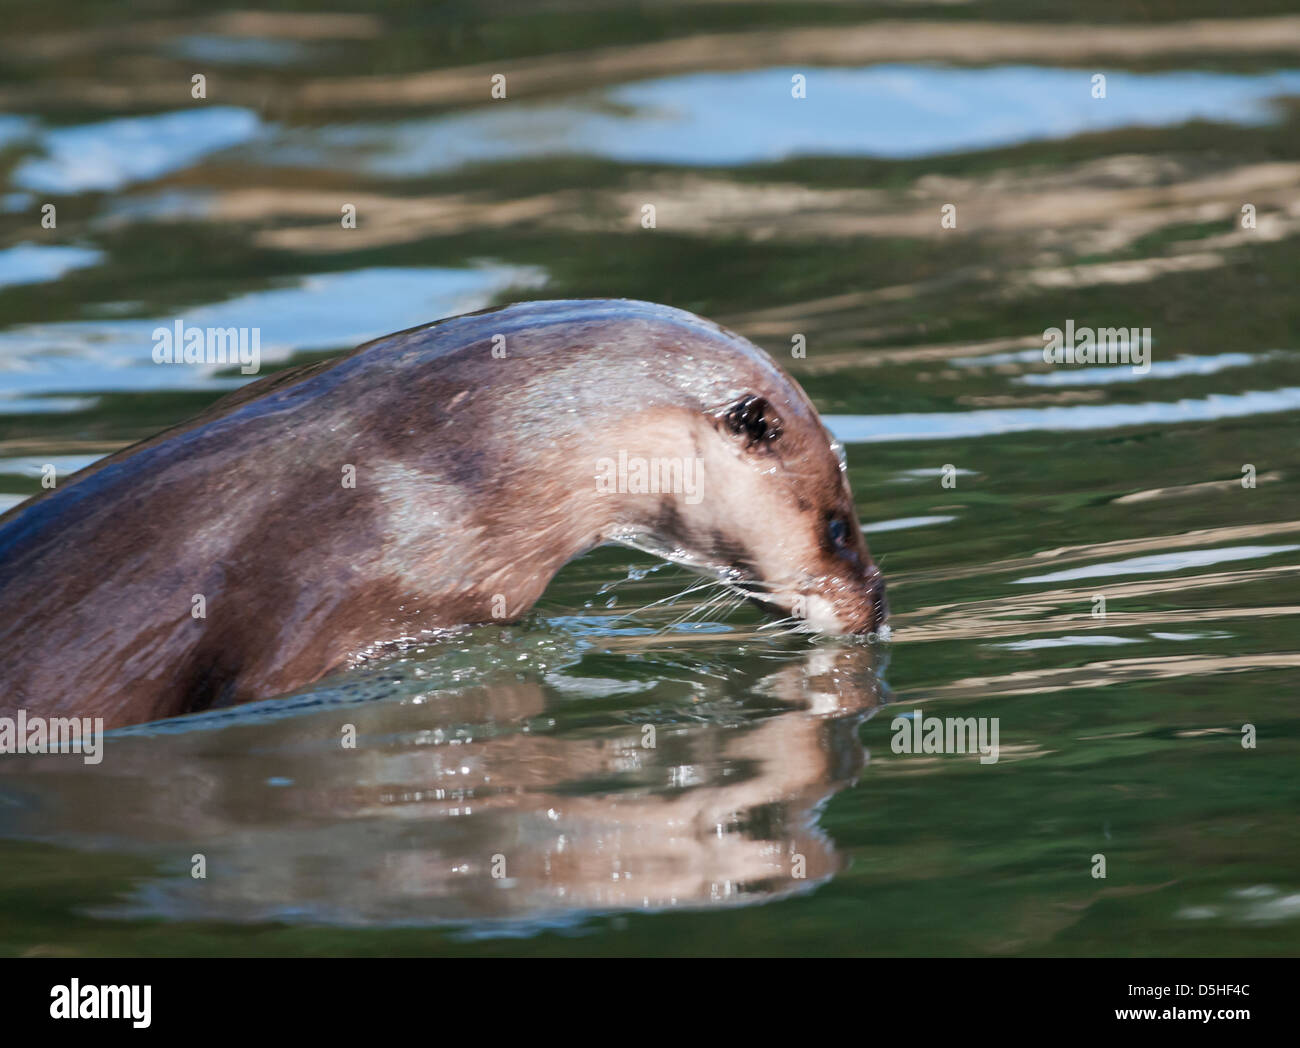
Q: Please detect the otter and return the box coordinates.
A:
[0,299,886,728]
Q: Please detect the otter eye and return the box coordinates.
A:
[828,516,852,549]
[724,395,782,446]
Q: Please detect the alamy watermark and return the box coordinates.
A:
[1043,320,1150,374]
[0,710,103,764]
[891,707,1000,765]
[595,451,704,505]
[50,979,150,1028]
[152,319,261,374]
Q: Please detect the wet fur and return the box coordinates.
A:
[0,299,882,728]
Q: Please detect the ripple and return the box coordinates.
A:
[0,244,103,289]
[826,387,1300,442]
[0,264,547,398]
[864,514,957,533]
[265,66,1300,173]
[993,635,1143,650]
[12,107,264,194]
[1013,544,1300,584]
[1016,352,1265,387]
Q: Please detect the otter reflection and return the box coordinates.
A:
[0,644,886,929]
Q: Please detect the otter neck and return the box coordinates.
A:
[391,412,697,630]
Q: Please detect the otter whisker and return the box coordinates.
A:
[658,583,745,633]
[606,573,735,627]
[757,613,819,639]
[659,593,729,632]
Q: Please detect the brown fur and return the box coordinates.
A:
[0,299,884,728]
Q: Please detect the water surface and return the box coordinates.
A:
[0,3,1298,956]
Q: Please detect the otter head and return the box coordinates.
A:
[588,317,887,636]
[704,390,885,634]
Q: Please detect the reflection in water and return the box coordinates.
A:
[0,645,886,931]
[1,2,1298,957]
[263,66,1300,173]
[992,635,1142,651]
[167,34,311,67]
[0,264,547,401]
[893,520,1300,587]
[1179,886,1300,924]
[1013,544,1300,584]
[0,454,103,476]
[894,565,1300,645]
[0,244,103,289]
[825,387,1300,442]
[921,652,1300,702]
[11,107,263,194]
[864,514,956,533]
[1016,352,1264,386]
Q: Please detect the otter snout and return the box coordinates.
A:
[846,565,888,636]
[798,563,888,636]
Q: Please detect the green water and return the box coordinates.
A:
[1,1,1298,956]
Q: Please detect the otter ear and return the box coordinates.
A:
[721,395,782,447]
